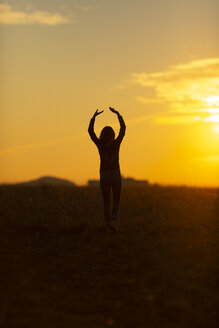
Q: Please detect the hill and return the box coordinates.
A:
[10,176,76,187]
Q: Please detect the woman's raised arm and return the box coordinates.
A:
[109,107,126,144]
[88,109,104,145]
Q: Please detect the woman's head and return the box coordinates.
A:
[100,126,115,144]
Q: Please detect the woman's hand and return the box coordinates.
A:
[109,107,119,115]
[93,109,104,118]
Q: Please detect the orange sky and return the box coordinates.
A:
[1,0,219,186]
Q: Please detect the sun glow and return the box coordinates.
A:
[204,114,219,123]
[213,124,219,134]
[204,108,219,114]
[203,96,219,123]
[204,96,219,106]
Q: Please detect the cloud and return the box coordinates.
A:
[154,116,201,125]
[0,4,71,25]
[137,97,163,104]
[130,58,219,125]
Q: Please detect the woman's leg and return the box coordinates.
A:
[111,178,122,221]
[100,181,111,223]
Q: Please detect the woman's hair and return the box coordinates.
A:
[100,126,115,144]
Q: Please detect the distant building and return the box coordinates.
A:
[122,177,148,185]
[88,176,148,186]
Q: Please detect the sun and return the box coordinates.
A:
[213,124,219,134]
[204,96,219,106]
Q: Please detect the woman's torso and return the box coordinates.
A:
[97,140,121,173]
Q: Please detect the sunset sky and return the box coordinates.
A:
[1,0,219,186]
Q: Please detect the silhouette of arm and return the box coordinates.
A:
[116,113,126,144]
[88,117,99,145]
[109,107,126,144]
[88,109,104,146]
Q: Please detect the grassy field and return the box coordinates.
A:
[0,184,218,328]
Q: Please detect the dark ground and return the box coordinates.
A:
[0,184,218,328]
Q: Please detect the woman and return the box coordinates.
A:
[88,107,126,231]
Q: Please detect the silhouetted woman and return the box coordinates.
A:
[88,107,126,231]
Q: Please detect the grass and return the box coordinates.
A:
[0,184,218,327]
